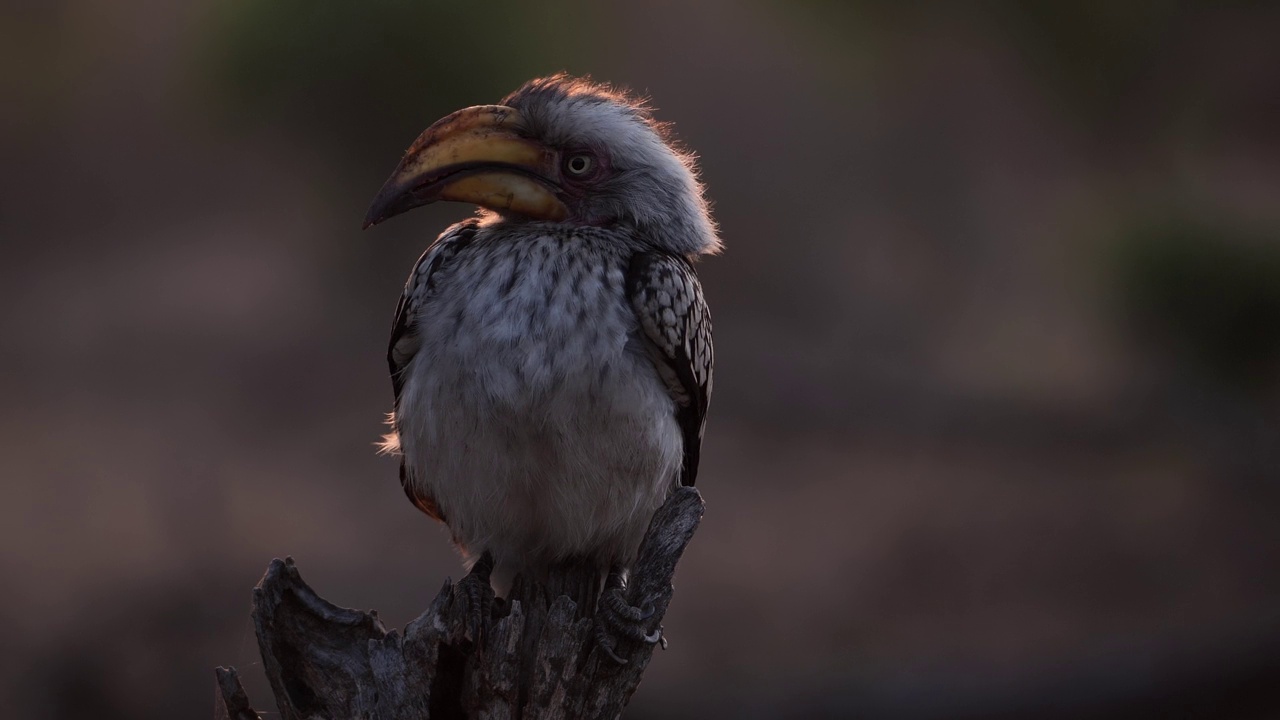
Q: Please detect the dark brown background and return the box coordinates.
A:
[3,1,1279,717]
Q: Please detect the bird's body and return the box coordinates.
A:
[388,220,684,575]
[366,75,718,593]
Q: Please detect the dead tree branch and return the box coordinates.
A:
[214,486,704,719]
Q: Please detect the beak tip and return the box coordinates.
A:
[363,180,412,230]
[362,203,387,230]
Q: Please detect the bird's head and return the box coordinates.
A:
[363,74,719,256]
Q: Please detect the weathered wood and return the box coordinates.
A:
[213,667,260,720]
[215,486,704,719]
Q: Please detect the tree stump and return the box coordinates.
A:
[215,486,704,719]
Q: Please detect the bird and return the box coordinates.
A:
[363,75,718,658]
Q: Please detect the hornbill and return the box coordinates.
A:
[364,75,719,660]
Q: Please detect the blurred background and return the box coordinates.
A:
[3,0,1279,717]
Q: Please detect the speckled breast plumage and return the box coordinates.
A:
[390,223,684,575]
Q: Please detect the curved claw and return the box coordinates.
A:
[595,623,630,665]
[644,626,665,647]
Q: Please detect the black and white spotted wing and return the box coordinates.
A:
[386,219,478,520]
[626,251,714,487]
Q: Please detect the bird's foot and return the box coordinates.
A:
[594,568,665,665]
[454,551,496,644]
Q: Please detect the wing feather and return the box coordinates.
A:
[626,251,713,486]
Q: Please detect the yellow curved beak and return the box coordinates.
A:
[363,105,568,228]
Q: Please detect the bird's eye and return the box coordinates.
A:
[564,154,594,177]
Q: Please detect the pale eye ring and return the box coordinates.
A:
[565,154,594,176]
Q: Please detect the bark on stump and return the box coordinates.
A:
[215,486,704,720]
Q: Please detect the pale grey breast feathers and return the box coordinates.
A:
[387,224,712,512]
[625,251,714,486]
[389,220,480,400]
[388,219,480,520]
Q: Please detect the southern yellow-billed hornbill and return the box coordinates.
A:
[364,75,719,661]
